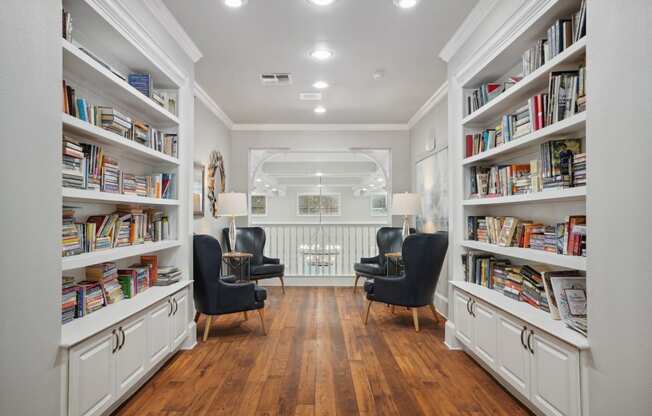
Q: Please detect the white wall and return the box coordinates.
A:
[0,1,62,414]
[409,96,450,315]
[193,97,231,238]
[587,1,652,414]
[230,129,411,228]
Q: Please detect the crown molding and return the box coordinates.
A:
[439,0,500,63]
[193,82,234,129]
[454,0,557,86]
[142,0,203,63]
[407,82,448,129]
[231,124,410,132]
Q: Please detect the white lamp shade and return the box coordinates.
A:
[391,193,421,216]
[216,192,248,216]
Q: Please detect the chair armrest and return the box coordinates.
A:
[219,280,257,310]
[360,255,380,264]
[263,256,280,265]
[220,275,238,284]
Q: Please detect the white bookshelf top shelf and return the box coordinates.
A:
[461,240,586,271]
[63,39,179,127]
[62,113,179,166]
[451,281,589,349]
[463,187,586,206]
[462,112,586,166]
[462,37,586,127]
[61,280,192,347]
[62,240,181,271]
[62,188,179,206]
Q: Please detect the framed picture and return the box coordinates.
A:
[415,149,448,233]
[370,193,388,216]
[193,163,205,217]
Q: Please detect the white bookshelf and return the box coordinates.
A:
[463,186,585,206]
[62,187,180,206]
[61,240,182,271]
[461,240,587,270]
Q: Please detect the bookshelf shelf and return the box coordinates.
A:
[62,188,180,206]
[463,187,586,206]
[451,281,589,349]
[462,112,586,166]
[61,240,181,271]
[462,37,586,127]
[62,39,180,127]
[62,113,180,166]
[61,280,192,347]
[461,240,587,270]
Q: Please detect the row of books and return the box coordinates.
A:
[467,215,586,257]
[468,138,585,198]
[464,67,586,158]
[61,206,170,257]
[62,276,77,324]
[62,136,176,199]
[465,76,521,115]
[62,80,179,159]
[462,253,587,336]
[522,1,587,76]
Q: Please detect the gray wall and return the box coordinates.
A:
[0,1,62,414]
[409,97,449,315]
[193,98,232,238]
[587,1,652,413]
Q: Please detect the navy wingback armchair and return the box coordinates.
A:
[363,232,448,332]
[193,234,268,340]
[222,227,286,293]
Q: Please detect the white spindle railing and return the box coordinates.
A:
[260,224,381,276]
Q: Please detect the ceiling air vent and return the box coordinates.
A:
[260,73,292,85]
[299,92,322,101]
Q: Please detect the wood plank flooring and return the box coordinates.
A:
[114,287,532,416]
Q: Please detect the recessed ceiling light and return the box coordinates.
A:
[308,0,336,5]
[314,105,327,114]
[264,184,270,188]
[255,178,262,183]
[315,172,323,176]
[313,81,329,89]
[393,0,419,8]
[362,188,368,192]
[224,0,247,8]
[377,177,384,183]
[310,48,333,61]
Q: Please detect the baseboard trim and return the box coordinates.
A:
[181,322,197,350]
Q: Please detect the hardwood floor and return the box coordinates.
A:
[114,287,532,416]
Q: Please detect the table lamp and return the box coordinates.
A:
[391,192,421,240]
[216,192,248,252]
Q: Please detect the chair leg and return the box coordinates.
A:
[279,275,286,294]
[412,308,420,332]
[429,304,441,325]
[257,308,267,335]
[391,305,396,314]
[364,300,373,325]
[194,312,200,323]
[243,311,248,321]
[203,315,213,341]
[353,274,360,293]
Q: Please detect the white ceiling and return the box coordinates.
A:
[163,0,477,124]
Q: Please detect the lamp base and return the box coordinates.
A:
[402,215,411,241]
[228,216,237,252]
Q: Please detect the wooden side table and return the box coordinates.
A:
[385,252,403,276]
[222,252,253,282]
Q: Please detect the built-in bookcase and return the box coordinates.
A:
[59,0,189,344]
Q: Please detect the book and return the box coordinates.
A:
[549,272,587,336]
[128,73,153,98]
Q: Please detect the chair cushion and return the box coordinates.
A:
[354,262,386,277]
[254,287,267,302]
[251,263,284,276]
[363,280,374,294]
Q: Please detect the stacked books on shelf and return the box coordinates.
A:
[62,80,179,159]
[62,276,77,324]
[140,255,159,286]
[465,77,521,115]
[118,265,150,298]
[467,215,586,256]
[100,156,120,193]
[156,266,182,286]
[62,137,86,189]
[468,138,585,199]
[543,271,587,336]
[128,73,153,98]
[76,281,106,317]
[86,263,125,304]
[62,207,83,257]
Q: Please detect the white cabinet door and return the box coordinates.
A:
[171,290,189,350]
[147,299,172,368]
[68,330,117,416]
[472,300,498,370]
[530,331,581,416]
[453,290,474,348]
[115,315,148,397]
[496,314,531,399]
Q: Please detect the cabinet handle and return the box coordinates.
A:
[466,298,471,315]
[167,298,173,316]
[470,300,476,317]
[527,330,534,354]
[173,298,178,315]
[520,326,527,349]
[111,329,118,354]
[118,327,125,350]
